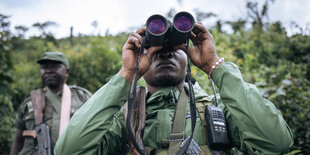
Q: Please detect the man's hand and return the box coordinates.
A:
[178,22,221,74]
[119,27,162,83]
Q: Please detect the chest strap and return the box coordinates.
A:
[168,88,188,155]
[59,84,72,136]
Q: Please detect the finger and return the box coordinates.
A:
[196,22,213,39]
[189,31,196,39]
[174,44,188,54]
[126,35,141,49]
[196,30,213,42]
[145,46,162,60]
[189,31,198,45]
[196,32,205,40]
[174,44,194,60]
[136,27,146,36]
[130,32,143,46]
[192,22,208,35]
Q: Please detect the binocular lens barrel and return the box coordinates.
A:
[145,15,169,47]
[173,13,194,32]
[146,15,168,35]
[170,12,195,46]
[144,12,195,49]
[148,18,167,35]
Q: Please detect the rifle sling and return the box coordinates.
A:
[59,84,71,137]
[22,89,46,138]
[168,88,188,155]
[30,89,46,126]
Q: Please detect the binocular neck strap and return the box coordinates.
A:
[126,39,147,155]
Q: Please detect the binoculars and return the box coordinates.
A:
[144,11,195,49]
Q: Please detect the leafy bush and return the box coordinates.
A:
[0,31,15,154]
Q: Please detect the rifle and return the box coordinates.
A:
[35,124,51,155]
[30,89,51,155]
[124,86,146,155]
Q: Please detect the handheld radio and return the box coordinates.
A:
[205,104,229,149]
[204,78,230,150]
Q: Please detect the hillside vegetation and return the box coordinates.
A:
[0,1,309,154]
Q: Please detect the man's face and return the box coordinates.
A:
[143,47,187,87]
[40,60,69,89]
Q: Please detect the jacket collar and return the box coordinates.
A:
[146,81,209,106]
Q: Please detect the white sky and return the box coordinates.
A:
[1,0,309,38]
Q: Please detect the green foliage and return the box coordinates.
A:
[191,19,310,153]
[67,36,123,92]
[227,23,310,153]
[0,14,15,154]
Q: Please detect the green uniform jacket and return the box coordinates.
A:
[15,85,91,155]
[54,62,293,155]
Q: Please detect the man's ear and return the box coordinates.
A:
[66,68,70,77]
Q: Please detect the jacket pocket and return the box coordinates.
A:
[24,112,35,130]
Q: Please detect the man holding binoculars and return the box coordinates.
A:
[54,12,293,154]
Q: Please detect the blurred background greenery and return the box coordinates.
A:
[0,0,309,154]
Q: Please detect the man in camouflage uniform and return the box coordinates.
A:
[10,51,91,155]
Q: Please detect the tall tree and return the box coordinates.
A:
[246,0,275,28]
[15,25,29,38]
[91,20,100,36]
[32,21,57,35]
[32,21,58,46]
[226,19,247,33]
[0,13,15,154]
[194,9,217,22]
[0,14,11,37]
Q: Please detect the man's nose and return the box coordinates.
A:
[45,67,53,72]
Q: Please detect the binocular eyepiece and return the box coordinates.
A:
[144,11,195,49]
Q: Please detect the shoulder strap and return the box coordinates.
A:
[30,89,46,126]
[168,88,188,155]
[195,97,212,145]
[59,84,72,137]
[145,96,214,155]
[69,85,92,97]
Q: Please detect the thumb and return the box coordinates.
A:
[175,44,193,58]
[175,44,188,54]
[145,46,162,60]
